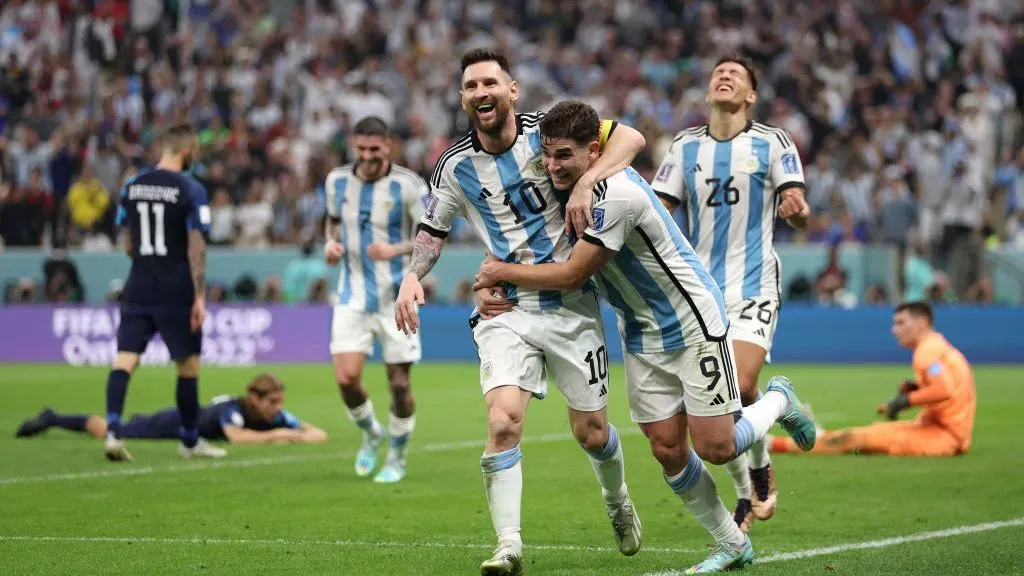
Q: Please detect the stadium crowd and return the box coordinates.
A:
[0,0,1022,305]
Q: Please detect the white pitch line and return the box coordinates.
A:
[0,534,697,555]
[643,517,1024,575]
[0,428,643,486]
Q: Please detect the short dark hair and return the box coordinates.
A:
[352,116,390,138]
[714,54,758,91]
[895,301,934,324]
[460,47,511,75]
[163,122,196,153]
[539,100,600,145]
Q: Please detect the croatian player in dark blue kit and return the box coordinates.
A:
[16,373,328,445]
[104,123,220,461]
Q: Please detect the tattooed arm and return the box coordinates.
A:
[408,227,445,278]
[188,229,207,295]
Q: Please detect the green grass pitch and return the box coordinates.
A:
[0,363,1022,575]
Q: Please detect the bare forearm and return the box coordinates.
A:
[122,228,132,257]
[495,262,584,291]
[325,218,340,242]
[408,229,444,279]
[188,230,206,294]
[583,124,646,183]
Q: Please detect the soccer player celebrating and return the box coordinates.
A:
[772,302,976,457]
[473,100,818,573]
[103,123,224,462]
[394,48,647,575]
[323,117,429,484]
[649,55,811,530]
[16,373,327,445]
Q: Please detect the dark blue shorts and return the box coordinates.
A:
[117,306,201,360]
[120,409,182,439]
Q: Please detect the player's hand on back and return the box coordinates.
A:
[566,172,598,238]
[191,295,206,333]
[473,252,504,292]
[395,273,425,335]
[324,241,345,265]
[367,243,397,262]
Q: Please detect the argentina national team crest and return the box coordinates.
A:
[782,153,800,174]
[529,156,546,177]
[592,207,606,230]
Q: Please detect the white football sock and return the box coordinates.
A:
[666,454,745,546]
[723,451,752,500]
[735,390,788,454]
[583,424,627,505]
[481,445,523,550]
[749,436,772,469]
[387,413,415,461]
[346,399,382,439]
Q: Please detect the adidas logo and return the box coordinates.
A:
[755,328,766,337]
[710,394,725,406]
[688,163,703,174]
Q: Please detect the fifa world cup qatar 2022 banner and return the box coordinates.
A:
[0,305,331,366]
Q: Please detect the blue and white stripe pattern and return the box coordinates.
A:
[651,122,806,303]
[325,164,428,313]
[480,444,522,473]
[666,453,705,494]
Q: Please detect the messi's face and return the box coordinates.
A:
[461,61,518,136]
[707,61,756,110]
[541,136,599,192]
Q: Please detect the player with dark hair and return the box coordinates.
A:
[650,53,811,530]
[773,302,976,457]
[103,123,221,462]
[323,116,429,483]
[396,48,648,574]
[16,373,327,445]
[474,99,817,574]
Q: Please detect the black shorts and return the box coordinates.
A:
[120,409,182,440]
[117,305,201,360]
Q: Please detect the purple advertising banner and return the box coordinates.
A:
[0,305,332,365]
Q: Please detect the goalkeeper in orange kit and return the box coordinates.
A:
[772,302,976,457]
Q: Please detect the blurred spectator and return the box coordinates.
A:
[815,243,853,307]
[235,180,272,248]
[282,239,328,304]
[42,247,83,303]
[260,274,283,303]
[208,187,236,245]
[67,165,111,239]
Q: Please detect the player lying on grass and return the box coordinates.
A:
[16,373,327,448]
[473,100,818,574]
[772,302,975,457]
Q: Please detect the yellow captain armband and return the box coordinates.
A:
[598,120,618,150]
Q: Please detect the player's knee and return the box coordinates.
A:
[386,366,412,397]
[336,371,361,388]
[693,436,735,465]
[487,406,524,447]
[112,352,140,373]
[175,355,200,378]
[648,436,687,472]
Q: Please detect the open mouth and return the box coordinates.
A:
[476,102,496,120]
[715,84,733,95]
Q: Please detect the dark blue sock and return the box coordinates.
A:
[176,376,199,448]
[53,413,89,432]
[105,369,131,438]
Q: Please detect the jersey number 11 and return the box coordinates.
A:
[136,201,168,256]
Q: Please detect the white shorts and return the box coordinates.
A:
[330,305,422,364]
[623,335,742,423]
[726,297,780,362]
[471,294,609,412]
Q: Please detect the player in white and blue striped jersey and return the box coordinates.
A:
[651,54,811,533]
[394,48,648,575]
[473,101,818,574]
[323,117,428,485]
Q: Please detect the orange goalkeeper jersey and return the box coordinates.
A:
[910,331,976,451]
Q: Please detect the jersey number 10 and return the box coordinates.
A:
[136,201,168,256]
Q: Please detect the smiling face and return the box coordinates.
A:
[541,136,599,191]
[460,60,518,136]
[352,134,391,180]
[707,60,757,111]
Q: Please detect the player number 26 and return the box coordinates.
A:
[739,299,773,325]
[704,176,740,207]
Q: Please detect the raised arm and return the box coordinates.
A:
[566,121,647,236]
